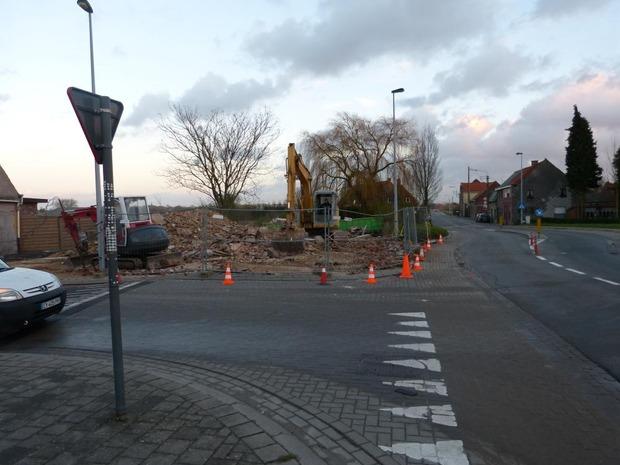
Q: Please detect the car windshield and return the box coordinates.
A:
[0,259,10,271]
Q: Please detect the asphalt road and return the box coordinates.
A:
[433,212,620,381]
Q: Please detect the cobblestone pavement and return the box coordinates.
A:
[0,349,455,465]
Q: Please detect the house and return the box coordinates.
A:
[495,159,570,225]
[0,165,21,256]
[459,179,489,217]
[0,165,49,257]
[567,182,617,219]
[471,182,500,217]
[340,178,417,212]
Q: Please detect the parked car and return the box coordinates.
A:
[0,258,66,335]
[475,212,491,223]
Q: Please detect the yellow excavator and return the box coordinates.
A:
[286,143,339,233]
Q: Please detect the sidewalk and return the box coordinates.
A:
[0,350,404,465]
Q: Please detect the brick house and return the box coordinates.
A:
[567,182,618,219]
[495,159,570,225]
[459,179,489,217]
[471,182,500,217]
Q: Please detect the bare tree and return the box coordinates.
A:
[159,105,278,208]
[302,112,414,209]
[40,198,78,215]
[405,125,442,207]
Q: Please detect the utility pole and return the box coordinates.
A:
[78,0,105,272]
[467,166,470,218]
[391,87,404,236]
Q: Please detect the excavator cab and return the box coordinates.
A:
[313,191,339,228]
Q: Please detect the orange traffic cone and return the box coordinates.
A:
[426,238,432,250]
[367,263,377,284]
[223,263,234,285]
[320,267,328,285]
[399,254,413,279]
[533,237,539,256]
[438,234,444,245]
[419,246,426,262]
[413,254,423,272]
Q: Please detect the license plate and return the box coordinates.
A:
[41,297,61,310]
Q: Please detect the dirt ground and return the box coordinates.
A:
[11,209,406,280]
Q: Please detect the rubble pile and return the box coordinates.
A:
[163,209,404,273]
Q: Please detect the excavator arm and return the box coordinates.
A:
[286,143,314,227]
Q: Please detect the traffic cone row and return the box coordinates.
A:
[221,232,447,286]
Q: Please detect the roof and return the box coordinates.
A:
[22,197,48,204]
[0,165,19,200]
[472,182,500,203]
[496,163,539,190]
[460,179,488,192]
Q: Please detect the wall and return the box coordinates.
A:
[0,203,18,256]
[19,216,96,254]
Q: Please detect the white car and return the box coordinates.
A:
[0,258,66,335]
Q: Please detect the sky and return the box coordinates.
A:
[1,0,619,207]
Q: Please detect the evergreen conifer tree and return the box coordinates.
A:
[565,105,602,218]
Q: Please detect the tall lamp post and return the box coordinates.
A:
[77,0,105,272]
[391,87,404,236]
[516,151,524,224]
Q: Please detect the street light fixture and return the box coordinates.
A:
[391,87,404,236]
[77,0,105,271]
[516,152,524,224]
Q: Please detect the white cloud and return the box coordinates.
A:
[125,73,291,126]
[438,71,620,190]
[247,0,497,75]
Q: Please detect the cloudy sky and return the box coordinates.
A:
[1,0,619,206]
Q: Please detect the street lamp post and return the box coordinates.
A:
[516,152,524,224]
[391,88,404,236]
[77,0,105,272]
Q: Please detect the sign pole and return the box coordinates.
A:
[100,96,126,418]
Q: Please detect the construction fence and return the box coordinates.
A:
[163,206,435,275]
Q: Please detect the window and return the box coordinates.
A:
[527,189,534,199]
[560,186,567,198]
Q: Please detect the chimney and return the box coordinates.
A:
[531,160,538,166]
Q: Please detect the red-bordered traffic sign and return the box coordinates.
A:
[67,87,123,164]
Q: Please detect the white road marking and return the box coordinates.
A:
[389,312,426,318]
[382,404,457,427]
[388,330,432,339]
[342,285,355,289]
[421,299,430,302]
[397,321,429,328]
[594,277,620,286]
[535,256,547,261]
[383,379,448,396]
[63,282,141,311]
[384,358,442,372]
[389,343,436,353]
[566,268,586,275]
[549,261,563,268]
[380,440,470,465]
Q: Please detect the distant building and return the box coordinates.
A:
[495,159,570,225]
[568,182,617,219]
[471,182,500,217]
[460,179,496,217]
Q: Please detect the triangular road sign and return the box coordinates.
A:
[67,87,123,164]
